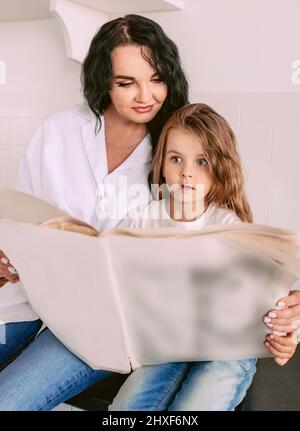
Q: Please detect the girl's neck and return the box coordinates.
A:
[167,196,209,222]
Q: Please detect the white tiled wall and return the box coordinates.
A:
[189,91,300,227]
[0,18,83,189]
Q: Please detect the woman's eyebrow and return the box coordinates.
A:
[114,75,135,80]
[114,72,160,80]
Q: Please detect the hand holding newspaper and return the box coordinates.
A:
[0,189,299,372]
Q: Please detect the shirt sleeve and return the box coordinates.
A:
[16,123,45,198]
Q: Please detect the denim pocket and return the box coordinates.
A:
[238,358,257,373]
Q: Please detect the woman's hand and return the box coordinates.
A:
[263,290,300,333]
[263,290,300,365]
[264,331,298,366]
[0,250,19,286]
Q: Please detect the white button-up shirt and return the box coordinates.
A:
[17,103,153,230]
[0,103,153,324]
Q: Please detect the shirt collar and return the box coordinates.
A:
[81,114,152,184]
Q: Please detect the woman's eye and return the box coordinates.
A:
[197,159,208,166]
[170,156,182,163]
[152,78,162,83]
[117,83,132,87]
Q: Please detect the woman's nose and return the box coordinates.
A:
[135,86,151,104]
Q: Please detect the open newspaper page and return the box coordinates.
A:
[107,228,299,369]
[0,189,299,371]
[0,219,131,372]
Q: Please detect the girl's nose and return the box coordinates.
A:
[180,171,192,179]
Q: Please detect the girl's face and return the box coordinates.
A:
[163,128,212,207]
[109,45,168,124]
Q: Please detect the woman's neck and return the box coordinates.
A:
[104,105,148,145]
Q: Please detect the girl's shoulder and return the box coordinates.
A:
[206,204,241,225]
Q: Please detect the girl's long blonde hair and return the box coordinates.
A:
[151,103,253,223]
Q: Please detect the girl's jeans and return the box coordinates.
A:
[109,359,257,411]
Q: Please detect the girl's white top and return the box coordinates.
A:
[119,199,241,229]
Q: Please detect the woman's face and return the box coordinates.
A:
[109,45,168,124]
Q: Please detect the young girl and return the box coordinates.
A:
[109,103,297,411]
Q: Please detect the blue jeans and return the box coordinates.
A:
[109,359,257,411]
[0,321,112,411]
[0,319,43,369]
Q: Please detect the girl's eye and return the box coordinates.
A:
[152,78,162,83]
[170,156,182,163]
[197,159,208,166]
[117,83,132,87]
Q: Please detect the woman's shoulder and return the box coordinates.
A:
[40,103,95,128]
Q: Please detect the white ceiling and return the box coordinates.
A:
[0,0,52,22]
[72,0,184,14]
[0,0,184,22]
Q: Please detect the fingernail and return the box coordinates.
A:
[269,334,274,340]
[7,266,17,274]
[268,312,277,318]
[265,341,269,346]
[277,301,286,308]
[1,258,8,264]
[266,323,273,328]
[264,317,272,323]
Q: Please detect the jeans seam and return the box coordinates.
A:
[38,370,100,411]
[228,364,257,411]
[153,365,188,410]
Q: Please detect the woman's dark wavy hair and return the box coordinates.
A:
[81,14,189,149]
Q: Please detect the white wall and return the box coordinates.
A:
[1,0,300,228]
[0,19,83,188]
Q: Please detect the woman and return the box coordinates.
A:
[0,14,298,411]
[0,14,188,410]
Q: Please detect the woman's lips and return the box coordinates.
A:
[132,105,154,113]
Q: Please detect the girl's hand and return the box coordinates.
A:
[0,250,19,286]
[265,331,298,366]
[263,290,300,333]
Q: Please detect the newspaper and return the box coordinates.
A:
[0,189,299,372]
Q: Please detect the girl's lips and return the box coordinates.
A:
[132,105,154,113]
[181,184,195,191]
